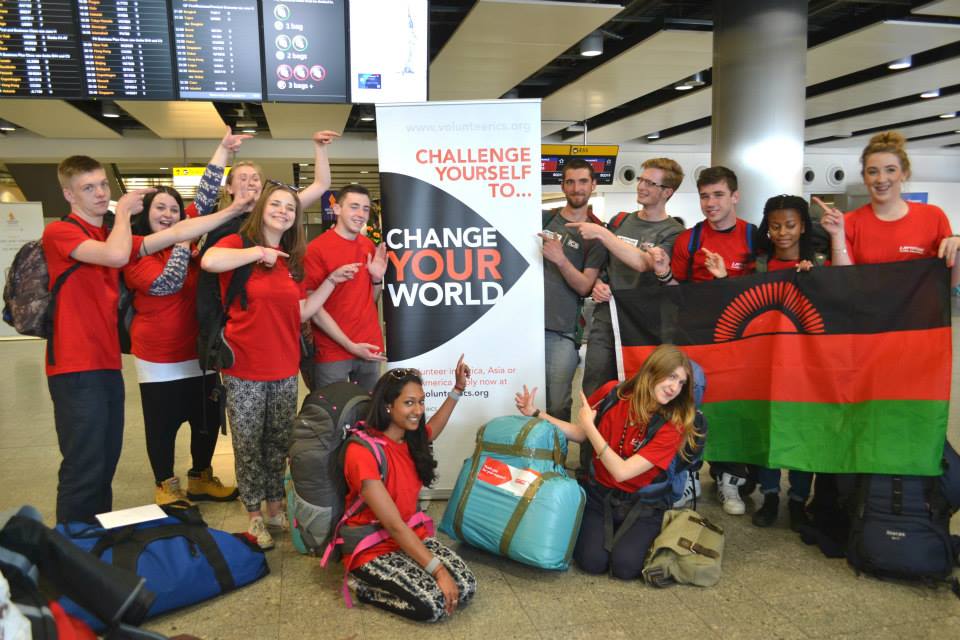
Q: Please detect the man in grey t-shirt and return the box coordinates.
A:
[569,158,686,397]
[539,159,608,420]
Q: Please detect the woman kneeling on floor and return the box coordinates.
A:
[341,360,477,622]
[515,344,699,579]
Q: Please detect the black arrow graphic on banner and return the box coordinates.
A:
[380,172,530,361]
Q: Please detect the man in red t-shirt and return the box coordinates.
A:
[304,184,388,390]
[44,156,248,523]
[649,166,756,517]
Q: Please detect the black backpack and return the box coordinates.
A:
[846,444,960,593]
[194,219,252,372]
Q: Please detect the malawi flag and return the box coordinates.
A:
[612,258,951,475]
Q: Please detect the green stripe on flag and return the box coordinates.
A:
[703,399,948,476]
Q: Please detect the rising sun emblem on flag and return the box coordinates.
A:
[713,281,824,342]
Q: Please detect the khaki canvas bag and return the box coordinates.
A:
[642,508,724,587]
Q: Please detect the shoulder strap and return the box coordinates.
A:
[745,221,757,257]
[606,211,630,233]
[687,221,704,277]
[634,413,668,453]
[223,235,256,314]
[542,209,560,229]
[593,383,624,427]
[45,218,94,365]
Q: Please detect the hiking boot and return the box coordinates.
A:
[717,472,746,515]
[788,498,812,532]
[752,493,780,527]
[248,517,275,550]
[672,472,702,509]
[265,510,289,531]
[155,477,190,506]
[187,467,239,502]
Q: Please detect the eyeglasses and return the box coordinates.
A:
[265,178,304,193]
[389,368,421,379]
[637,177,671,190]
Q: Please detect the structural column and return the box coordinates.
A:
[711,0,807,225]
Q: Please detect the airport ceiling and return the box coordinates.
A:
[1,0,959,193]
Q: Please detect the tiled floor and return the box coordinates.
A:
[1,337,958,639]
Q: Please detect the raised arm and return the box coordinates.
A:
[299,262,361,320]
[513,385,585,442]
[142,193,254,256]
[426,355,470,441]
[201,244,287,273]
[71,189,153,267]
[567,222,654,273]
[814,196,853,267]
[299,130,340,209]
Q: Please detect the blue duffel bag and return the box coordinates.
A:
[440,415,585,570]
[55,504,269,630]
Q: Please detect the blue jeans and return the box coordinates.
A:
[545,330,579,421]
[47,370,125,523]
[758,467,813,501]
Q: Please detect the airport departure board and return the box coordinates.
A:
[262,0,347,103]
[77,0,175,99]
[0,0,84,98]
[172,0,262,100]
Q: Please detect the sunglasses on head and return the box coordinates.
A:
[265,178,304,193]
[389,368,422,379]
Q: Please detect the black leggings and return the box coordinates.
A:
[573,481,663,580]
[139,373,220,483]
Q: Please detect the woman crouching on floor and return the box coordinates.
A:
[515,344,699,579]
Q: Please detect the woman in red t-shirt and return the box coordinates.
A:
[342,359,476,622]
[515,344,700,579]
[750,195,829,530]
[819,131,960,283]
[201,183,354,550]
[125,187,253,506]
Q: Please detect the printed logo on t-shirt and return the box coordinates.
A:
[898,245,924,255]
[730,262,747,271]
[618,235,639,247]
[566,238,580,250]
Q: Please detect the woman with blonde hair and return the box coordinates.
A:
[515,344,700,579]
[818,130,960,280]
[201,182,357,549]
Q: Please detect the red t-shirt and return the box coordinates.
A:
[303,230,382,362]
[587,381,684,493]
[844,202,952,265]
[214,234,305,381]
[342,428,432,568]
[671,219,755,282]
[41,214,143,376]
[123,247,200,362]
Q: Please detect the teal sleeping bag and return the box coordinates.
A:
[440,415,585,570]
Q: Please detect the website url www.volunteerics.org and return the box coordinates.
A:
[405,120,531,134]
[425,388,491,400]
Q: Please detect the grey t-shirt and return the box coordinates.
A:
[605,213,684,290]
[542,209,608,334]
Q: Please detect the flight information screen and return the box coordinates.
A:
[172,0,262,100]
[262,0,347,103]
[0,0,84,98]
[76,0,176,99]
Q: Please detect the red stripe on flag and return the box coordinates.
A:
[621,327,951,403]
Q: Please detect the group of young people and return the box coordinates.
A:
[38,127,955,622]
[534,130,959,580]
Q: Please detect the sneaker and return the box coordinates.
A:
[248,516,275,550]
[751,493,780,527]
[717,472,746,515]
[187,467,239,502]
[155,477,190,506]
[788,498,812,532]
[672,472,702,509]
[264,510,289,531]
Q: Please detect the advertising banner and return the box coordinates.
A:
[376,99,544,491]
[0,202,45,339]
